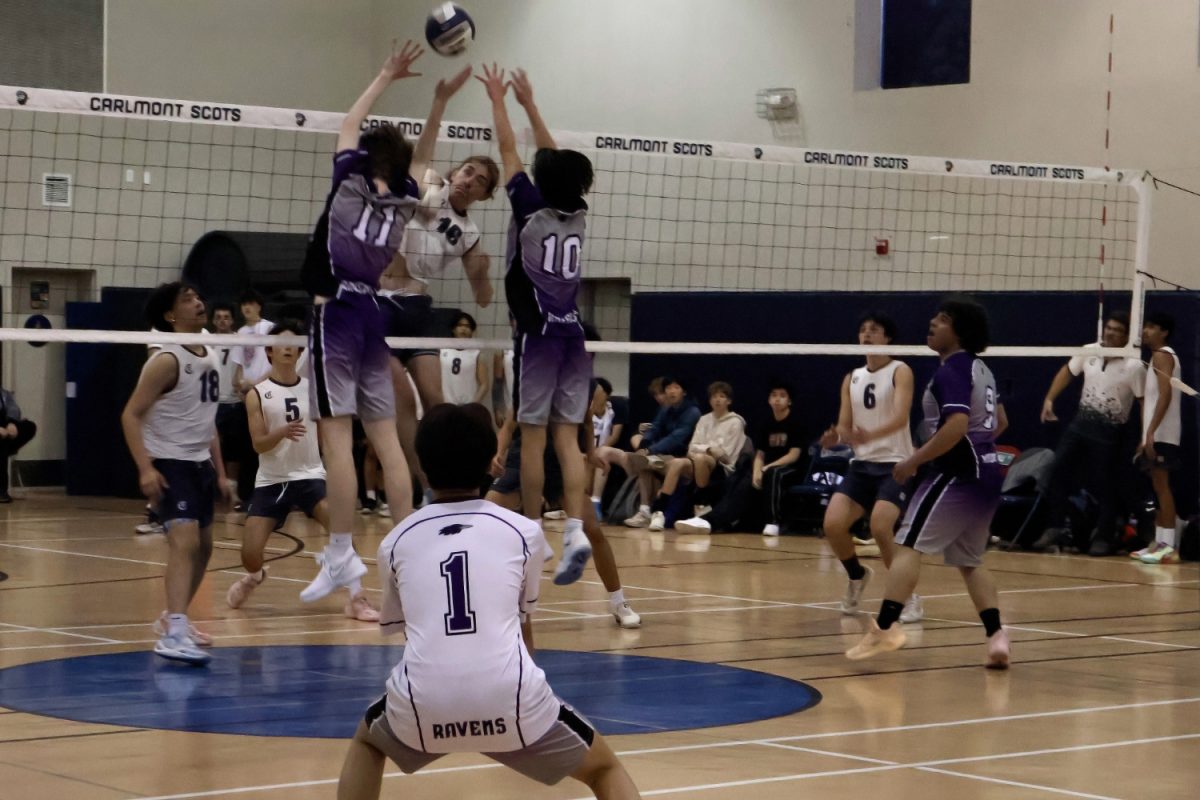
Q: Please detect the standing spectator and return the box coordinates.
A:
[0,386,36,503]
[1036,311,1145,556]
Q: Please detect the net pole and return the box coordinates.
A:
[1129,174,1152,348]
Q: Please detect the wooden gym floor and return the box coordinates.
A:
[0,491,1197,799]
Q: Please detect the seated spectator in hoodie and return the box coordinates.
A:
[644,382,746,531]
[0,386,35,503]
[619,377,701,528]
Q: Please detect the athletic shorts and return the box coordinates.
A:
[246,479,326,527]
[895,467,1002,567]
[153,458,216,529]
[361,695,594,786]
[513,334,590,426]
[379,293,438,363]
[491,436,563,501]
[1137,442,1182,473]
[834,461,913,512]
[309,289,395,422]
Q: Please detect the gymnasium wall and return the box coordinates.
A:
[101,0,1200,291]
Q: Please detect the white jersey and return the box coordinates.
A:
[377,499,556,754]
[252,377,325,486]
[441,348,480,405]
[848,361,914,463]
[593,401,615,448]
[233,319,274,386]
[502,350,515,411]
[1143,346,1182,445]
[400,181,481,287]
[1068,342,1145,425]
[142,344,220,462]
[213,337,241,404]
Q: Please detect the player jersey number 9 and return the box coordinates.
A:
[540,234,582,280]
[351,205,397,247]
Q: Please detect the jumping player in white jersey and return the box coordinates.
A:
[378,64,499,494]
[480,64,595,578]
[121,283,230,664]
[226,322,378,621]
[339,403,640,799]
[1133,311,1184,564]
[847,298,1011,668]
[440,312,488,405]
[298,41,429,609]
[819,311,923,623]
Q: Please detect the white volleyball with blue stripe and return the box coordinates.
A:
[425,3,475,56]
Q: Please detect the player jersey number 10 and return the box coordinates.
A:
[540,234,582,279]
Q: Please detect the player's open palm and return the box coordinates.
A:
[436,65,473,101]
[509,68,534,106]
[382,39,424,81]
[476,63,508,102]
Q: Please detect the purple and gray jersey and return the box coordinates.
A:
[504,172,585,338]
[323,149,418,289]
[921,351,999,480]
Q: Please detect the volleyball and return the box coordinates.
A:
[425,3,474,56]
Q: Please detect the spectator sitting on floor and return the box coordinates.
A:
[0,386,38,503]
[620,376,701,528]
[647,382,746,532]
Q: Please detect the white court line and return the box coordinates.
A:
[0,541,167,566]
[133,728,1200,800]
[0,514,145,525]
[0,625,385,653]
[0,621,121,645]
[917,614,1200,652]
[915,767,1121,800]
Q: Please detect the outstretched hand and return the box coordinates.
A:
[476,62,508,102]
[436,65,473,101]
[381,39,424,81]
[509,68,534,107]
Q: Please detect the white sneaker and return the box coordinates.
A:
[900,593,924,624]
[648,511,665,532]
[554,529,593,586]
[543,509,567,520]
[624,509,652,528]
[840,565,874,614]
[136,521,165,535]
[611,602,642,628]
[300,548,368,603]
[762,523,781,537]
[675,516,712,535]
[154,633,211,665]
[376,503,391,519]
[693,505,712,518]
[542,536,555,563]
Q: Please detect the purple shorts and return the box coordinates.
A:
[895,468,1002,567]
[309,289,395,422]
[513,334,590,425]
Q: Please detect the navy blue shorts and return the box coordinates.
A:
[380,293,438,363]
[834,460,914,513]
[246,479,327,527]
[153,458,216,529]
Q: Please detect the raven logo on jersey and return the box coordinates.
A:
[264,392,273,399]
[184,364,194,374]
[438,524,473,536]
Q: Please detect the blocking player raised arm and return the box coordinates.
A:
[410,65,473,192]
[337,39,424,153]
[478,63,523,182]
[509,68,557,150]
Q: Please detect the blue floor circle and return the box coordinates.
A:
[0,646,820,738]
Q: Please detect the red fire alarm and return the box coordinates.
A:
[874,237,889,256]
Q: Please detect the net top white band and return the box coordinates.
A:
[0,84,1136,182]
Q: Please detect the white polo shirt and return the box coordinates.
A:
[1068,343,1145,425]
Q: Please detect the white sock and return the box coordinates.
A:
[1156,526,1177,547]
[348,579,363,596]
[639,504,650,514]
[366,490,377,501]
[329,533,353,553]
[167,613,188,638]
[590,496,601,503]
[609,588,626,607]
[246,568,265,582]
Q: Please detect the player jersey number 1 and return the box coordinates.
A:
[540,234,582,279]
[439,551,477,636]
[351,205,396,247]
